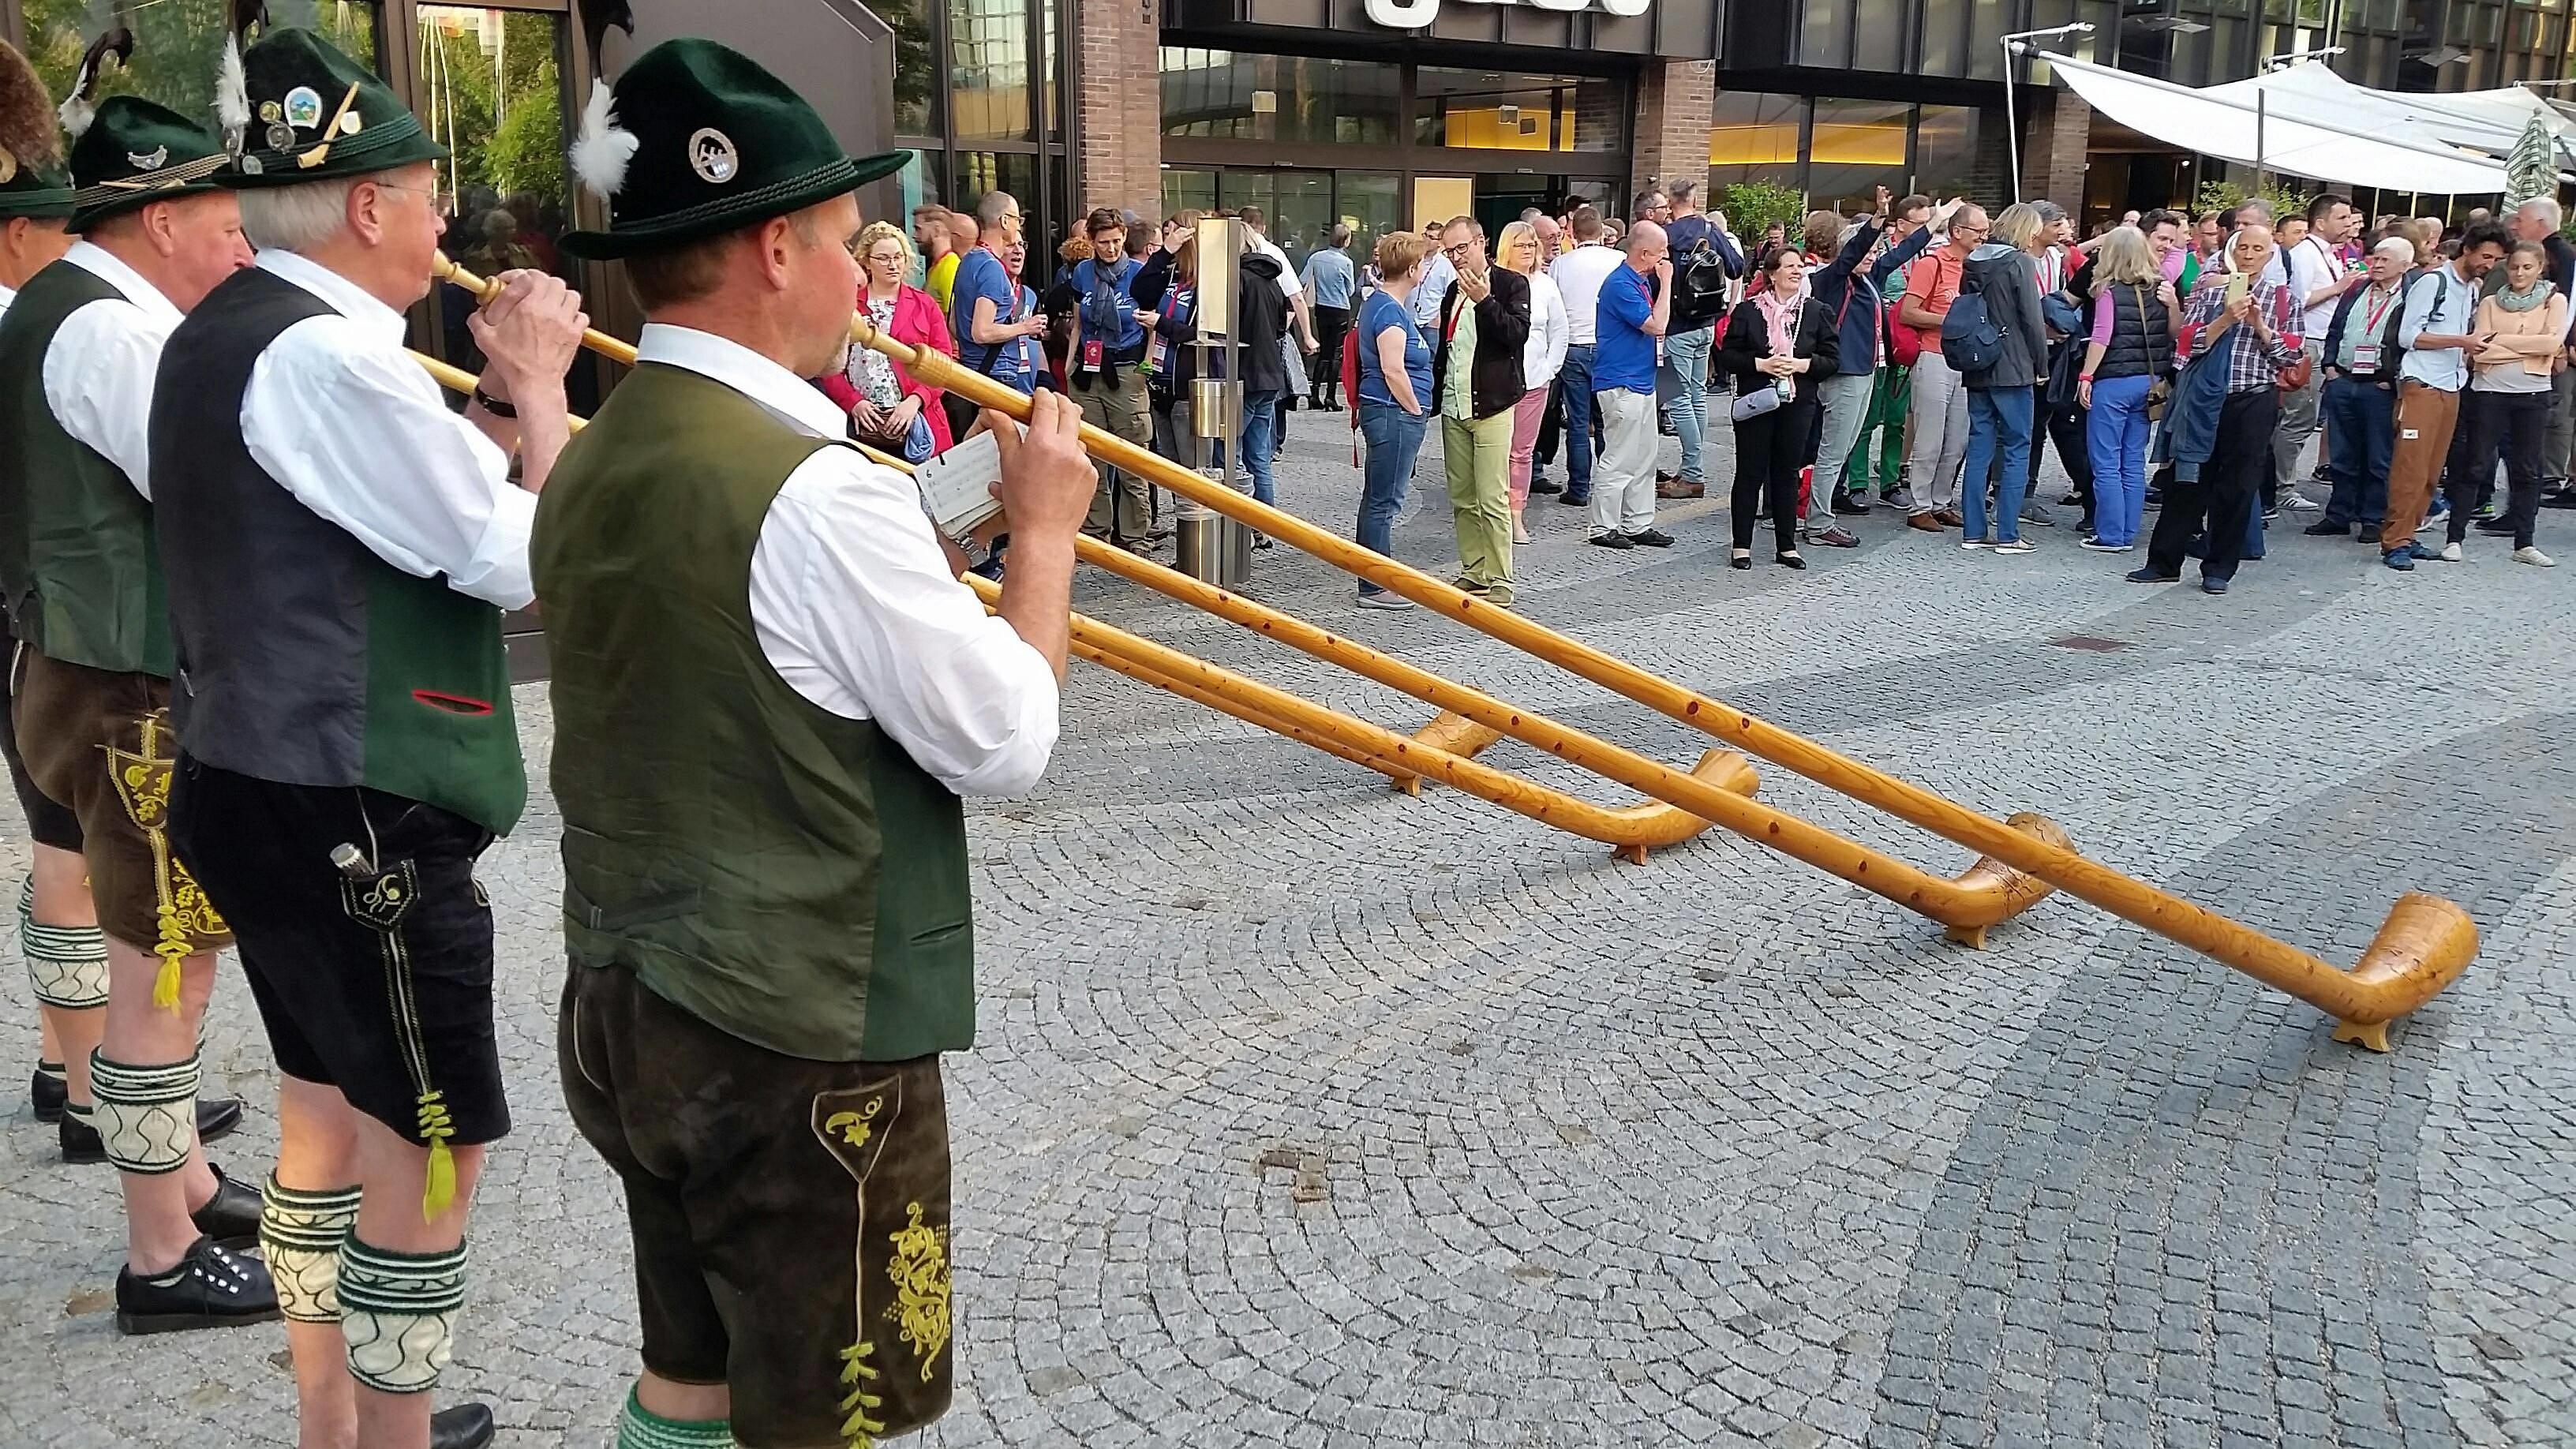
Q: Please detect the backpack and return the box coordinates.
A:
[1941,285,2005,373]
[1670,241,1733,331]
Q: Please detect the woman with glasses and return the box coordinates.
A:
[818,221,955,461]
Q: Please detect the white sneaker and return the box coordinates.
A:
[1355,592,1414,610]
[1994,539,2036,555]
[2439,541,2464,563]
[1961,539,1989,550]
[2283,492,2321,511]
[2514,545,2557,567]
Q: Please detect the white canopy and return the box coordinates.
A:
[2205,62,2576,169]
[2037,50,2521,195]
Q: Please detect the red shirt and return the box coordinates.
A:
[1903,247,1968,354]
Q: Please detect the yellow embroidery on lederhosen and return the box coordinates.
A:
[884,1201,952,1379]
[103,710,225,1010]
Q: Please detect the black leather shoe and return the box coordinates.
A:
[191,1164,262,1249]
[1832,492,1869,515]
[1625,528,1674,548]
[115,1237,279,1335]
[432,1402,497,1449]
[1586,531,1634,550]
[1557,491,1591,507]
[31,1063,66,1123]
[63,1096,245,1165]
[2301,519,2347,537]
[1530,477,1563,495]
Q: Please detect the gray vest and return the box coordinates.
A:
[151,266,525,833]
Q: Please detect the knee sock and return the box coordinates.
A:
[21,875,109,1011]
[261,1176,361,1324]
[616,1388,736,1449]
[339,1235,466,1394]
[87,1050,197,1174]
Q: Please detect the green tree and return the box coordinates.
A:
[1718,182,1806,242]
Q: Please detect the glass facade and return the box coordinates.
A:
[885,0,1071,260]
[1710,95,1975,204]
[1159,49,1400,144]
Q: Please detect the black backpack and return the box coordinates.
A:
[1670,241,1733,330]
[1941,267,2007,373]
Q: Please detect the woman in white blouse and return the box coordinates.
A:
[1497,220,1569,545]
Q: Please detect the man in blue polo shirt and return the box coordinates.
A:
[1589,221,1675,549]
[950,190,1046,410]
[1066,206,1156,549]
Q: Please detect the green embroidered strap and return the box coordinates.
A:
[617,1388,737,1449]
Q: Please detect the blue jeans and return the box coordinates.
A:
[1357,402,1428,595]
[1558,343,1598,497]
[2320,374,2394,531]
[1241,388,1282,507]
[1960,385,2035,544]
[2083,373,2155,546]
[1664,325,1713,482]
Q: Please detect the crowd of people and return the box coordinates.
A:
[867,178,2571,605]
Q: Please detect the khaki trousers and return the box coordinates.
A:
[2378,380,2461,552]
[1074,365,1154,543]
[1443,408,1516,601]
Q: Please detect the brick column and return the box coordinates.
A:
[2016,86,2091,212]
[1629,60,1715,212]
[1073,0,1161,218]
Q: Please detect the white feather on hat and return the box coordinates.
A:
[215,34,249,144]
[567,79,637,199]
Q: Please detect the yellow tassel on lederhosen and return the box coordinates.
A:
[418,1092,457,1219]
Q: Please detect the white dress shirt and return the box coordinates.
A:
[1551,242,1624,346]
[1413,249,1456,327]
[1520,269,1569,390]
[43,241,183,498]
[635,325,1060,798]
[242,249,535,608]
[2288,235,2346,339]
[0,281,15,322]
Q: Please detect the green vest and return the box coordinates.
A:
[0,261,172,676]
[533,364,976,1063]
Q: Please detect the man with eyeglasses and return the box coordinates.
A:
[1899,201,1988,530]
[147,26,586,1449]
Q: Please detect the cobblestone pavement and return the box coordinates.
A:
[3,414,2574,1449]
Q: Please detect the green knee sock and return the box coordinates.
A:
[618,1388,734,1449]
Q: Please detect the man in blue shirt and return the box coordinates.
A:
[1301,224,1358,410]
[1065,206,1157,549]
[1589,222,1675,547]
[949,189,1047,417]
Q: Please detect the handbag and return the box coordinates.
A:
[1729,384,1784,422]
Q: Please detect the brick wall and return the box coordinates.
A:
[1629,61,1715,212]
[2017,88,2092,213]
[1073,0,1161,217]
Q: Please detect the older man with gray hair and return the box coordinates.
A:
[2505,197,2576,500]
[152,25,584,1449]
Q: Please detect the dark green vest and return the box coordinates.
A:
[0,261,172,675]
[534,364,976,1063]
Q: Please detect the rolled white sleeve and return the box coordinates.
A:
[43,300,173,497]
[749,447,1059,797]
[241,315,534,609]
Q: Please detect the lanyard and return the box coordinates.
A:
[2360,283,2398,334]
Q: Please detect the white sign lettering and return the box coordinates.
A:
[1365,0,1649,28]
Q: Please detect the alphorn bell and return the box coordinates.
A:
[426,255,2480,1050]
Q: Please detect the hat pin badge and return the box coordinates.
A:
[284,86,325,129]
[688,128,740,185]
[128,145,169,172]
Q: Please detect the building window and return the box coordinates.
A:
[1807,98,1910,212]
[883,0,938,138]
[1158,50,1399,145]
[1708,91,1804,190]
[1416,68,1578,151]
[950,0,1032,142]
[1913,104,1978,200]
[1800,0,1849,69]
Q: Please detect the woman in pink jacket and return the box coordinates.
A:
[818,220,956,459]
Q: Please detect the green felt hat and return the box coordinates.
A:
[0,39,73,220]
[557,37,908,261]
[68,95,230,232]
[225,27,445,187]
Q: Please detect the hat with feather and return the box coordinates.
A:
[557,37,908,261]
[226,25,444,186]
[0,39,74,220]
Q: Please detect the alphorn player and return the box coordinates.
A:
[0,37,110,1155]
[153,27,579,1449]
[535,39,1090,1449]
[0,87,272,1327]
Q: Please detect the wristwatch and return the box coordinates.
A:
[470,386,518,419]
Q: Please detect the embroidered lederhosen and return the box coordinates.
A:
[339,857,462,1219]
[14,650,229,975]
[814,1074,955,1447]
